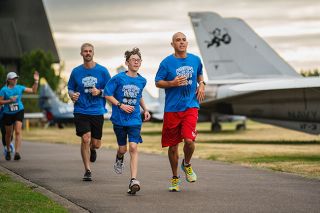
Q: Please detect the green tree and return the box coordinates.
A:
[300,69,320,77]
[20,49,60,91]
[0,64,6,85]
[19,50,62,112]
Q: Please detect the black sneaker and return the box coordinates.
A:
[83,170,92,181]
[90,149,97,162]
[14,152,21,161]
[5,151,11,161]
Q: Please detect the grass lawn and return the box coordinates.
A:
[0,173,68,213]
[22,120,320,179]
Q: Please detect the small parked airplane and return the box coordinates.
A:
[39,79,74,128]
[189,11,320,134]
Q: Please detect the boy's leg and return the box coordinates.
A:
[114,145,126,174]
[118,145,127,157]
[129,142,138,179]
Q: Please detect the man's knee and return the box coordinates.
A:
[168,144,179,153]
[184,138,194,145]
[82,133,91,144]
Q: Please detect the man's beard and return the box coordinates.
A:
[83,55,93,62]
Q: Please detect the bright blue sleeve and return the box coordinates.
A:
[0,87,4,97]
[104,76,118,96]
[105,69,111,83]
[67,70,76,92]
[197,57,203,76]
[155,63,168,82]
[20,85,26,93]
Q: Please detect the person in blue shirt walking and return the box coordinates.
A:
[68,43,111,181]
[0,71,39,161]
[155,32,205,192]
[105,47,151,194]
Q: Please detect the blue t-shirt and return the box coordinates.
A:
[155,53,203,112]
[104,71,147,126]
[68,63,111,115]
[0,85,26,114]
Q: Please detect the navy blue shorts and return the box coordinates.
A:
[113,125,142,146]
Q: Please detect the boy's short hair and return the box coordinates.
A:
[125,47,141,61]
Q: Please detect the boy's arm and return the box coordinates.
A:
[105,95,134,114]
[140,98,151,121]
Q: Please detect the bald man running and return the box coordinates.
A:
[155,32,205,192]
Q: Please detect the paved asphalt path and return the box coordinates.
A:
[0,141,319,213]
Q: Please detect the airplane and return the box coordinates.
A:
[39,78,115,128]
[188,11,320,135]
[39,78,74,128]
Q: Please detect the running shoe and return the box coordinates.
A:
[169,176,181,192]
[10,143,15,154]
[83,170,92,181]
[114,155,124,174]
[90,149,97,162]
[181,159,197,182]
[14,152,21,161]
[127,178,140,195]
[3,143,14,156]
[5,150,11,161]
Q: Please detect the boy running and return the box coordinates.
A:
[105,47,151,194]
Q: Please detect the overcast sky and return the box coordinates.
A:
[43,0,320,96]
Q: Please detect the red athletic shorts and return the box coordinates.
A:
[161,108,198,147]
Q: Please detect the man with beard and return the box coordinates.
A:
[68,43,111,181]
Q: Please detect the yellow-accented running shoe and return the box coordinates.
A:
[169,177,181,192]
[181,159,197,182]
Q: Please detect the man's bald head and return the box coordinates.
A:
[172,32,186,42]
[171,32,188,56]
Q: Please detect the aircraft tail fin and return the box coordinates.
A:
[189,12,300,81]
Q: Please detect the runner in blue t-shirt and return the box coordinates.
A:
[67,43,111,181]
[0,104,14,157]
[105,47,151,195]
[155,32,206,192]
[0,71,39,161]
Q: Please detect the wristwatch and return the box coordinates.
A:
[117,102,122,108]
[199,80,206,85]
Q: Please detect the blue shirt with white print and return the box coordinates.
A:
[104,71,146,126]
[68,63,111,115]
[155,53,203,112]
[0,85,26,114]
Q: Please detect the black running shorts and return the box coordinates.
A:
[3,109,24,126]
[74,113,104,140]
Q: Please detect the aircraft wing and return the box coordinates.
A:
[231,77,320,92]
